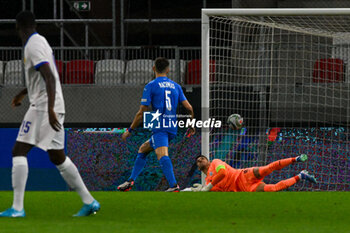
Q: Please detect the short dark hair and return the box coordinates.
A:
[195,155,209,161]
[154,57,169,73]
[16,11,36,29]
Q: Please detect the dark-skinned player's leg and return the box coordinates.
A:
[11,142,33,210]
[47,149,66,165]
[0,142,33,217]
[48,149,100,216]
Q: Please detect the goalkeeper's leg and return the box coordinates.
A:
[256,169,317,192]
[257,176,300,192]
[255,154,307,178]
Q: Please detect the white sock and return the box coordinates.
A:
[56,157,94,204]
[12,156,28,211]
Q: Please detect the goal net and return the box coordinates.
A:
[202,9,350,191]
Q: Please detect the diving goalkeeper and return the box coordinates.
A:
[192,154,317,192]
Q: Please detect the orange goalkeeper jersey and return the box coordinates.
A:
[205,159,243,192]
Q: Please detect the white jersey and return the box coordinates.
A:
[24,33,65,113]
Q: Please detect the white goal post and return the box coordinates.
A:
[201,9,350,191]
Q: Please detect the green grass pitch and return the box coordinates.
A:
[0,191,349,233]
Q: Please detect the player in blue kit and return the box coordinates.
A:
[119,57,195,192]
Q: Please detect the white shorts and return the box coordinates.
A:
[16,107,65,151]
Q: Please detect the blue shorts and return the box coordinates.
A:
[149,131,176,150]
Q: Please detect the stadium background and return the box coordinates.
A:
[0,0,349,192]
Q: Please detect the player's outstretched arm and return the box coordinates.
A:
[202,168,227,192]
[122,105,148,141]
[11,88,28,108]
[39,63,61,132]
[181,100,195,135]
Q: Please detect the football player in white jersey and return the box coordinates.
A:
[0,11,100,217]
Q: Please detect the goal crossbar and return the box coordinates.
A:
[202,8,350,17]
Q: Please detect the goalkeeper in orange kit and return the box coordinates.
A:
[191,154,317,192]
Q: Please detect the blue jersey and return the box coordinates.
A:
[141,76,187,134]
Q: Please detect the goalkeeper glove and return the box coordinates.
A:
[200,183,213,192]
[191,183,203,192]
[191,183,213,192]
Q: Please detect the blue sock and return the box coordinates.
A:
[159,156,177,188]
[129,153,147,181]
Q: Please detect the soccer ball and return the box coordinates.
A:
[227,114,243,130]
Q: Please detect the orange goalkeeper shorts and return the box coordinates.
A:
[236,167,264,192]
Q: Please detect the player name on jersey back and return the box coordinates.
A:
[158,81,175,89]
